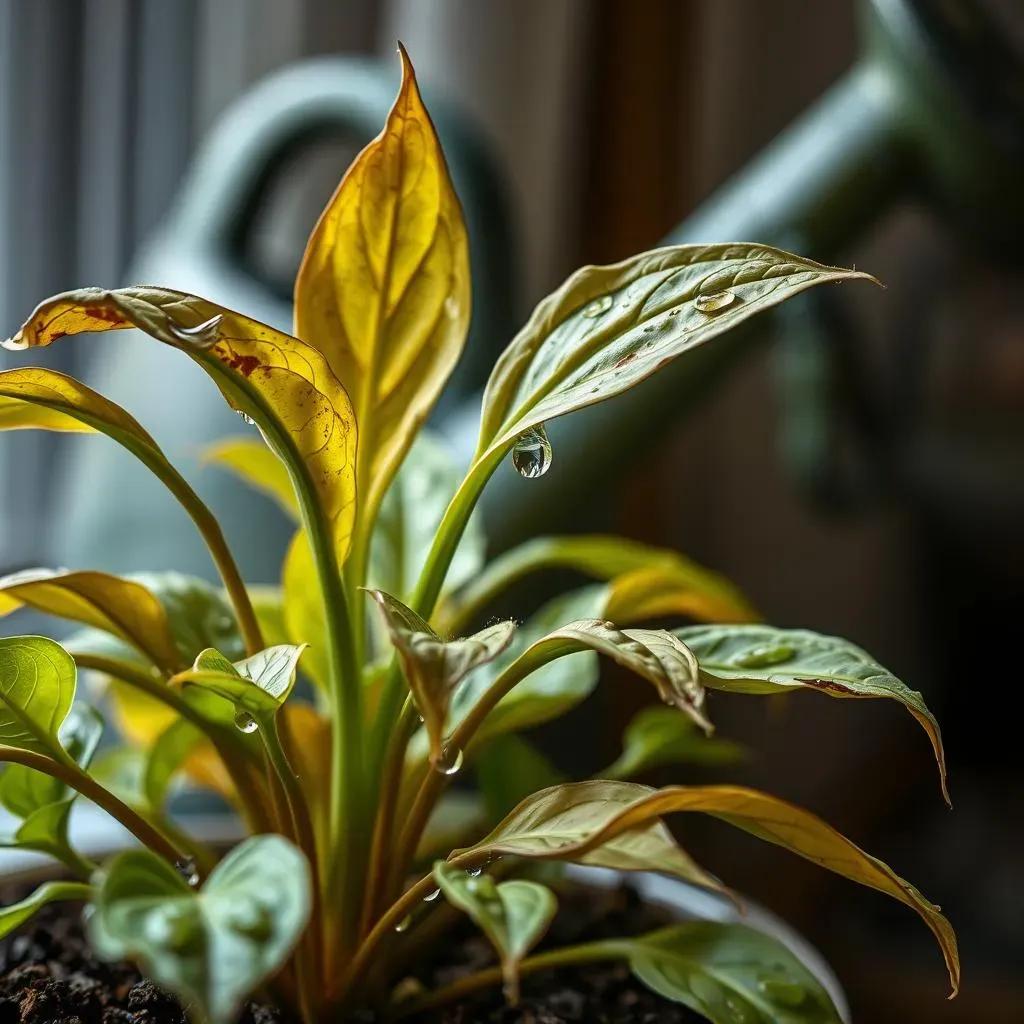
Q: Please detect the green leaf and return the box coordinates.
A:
[620,921,843,1023]
[202,437,299,519]
[604,706,745,781]
[295,44,470,549]
[0,636,76,758]
[678,624,949,804]
[371,432,486,602]
[0,569,181,673]
[511,781,959,996]
[5,288,358,565]
[90,836,311,1024]
[477,735,565,824]
[368,589,515,767]
[476,245,875,460]
[0,882,94,940]
[145,719,205,811]
[433,862,556,1002]
[459,780,723,894]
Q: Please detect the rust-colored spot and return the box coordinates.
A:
[224,353,260,377]
[49,330,66,341]
[614,352,637,369]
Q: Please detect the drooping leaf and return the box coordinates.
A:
[619,921,843,1023]
[294,44,470,545]
[0,636,77,758]
[446,535,755,632]
[433,862,556,1002]
[90,836,311,1024]
[5,288,357,564]
[476,245,875,461]
[458,780,723,894]
[527,781,959,996]
[604,706,745,781]
[678,624,949,804]
[0,570,181,673]
[282,531,330,692]
[203,437,299,519]
[0,882,94,940]
[370,432,485,603]
[477,735,565,824]
[368,590,514,767]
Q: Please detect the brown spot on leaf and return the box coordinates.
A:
[224,353,260,377]
[614,352,637,369]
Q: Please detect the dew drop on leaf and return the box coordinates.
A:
[467,865,483,878]
[168,313,223,349]
[423,887,441,902]
[175,858,200,887]
[731,644,795,669]
[1,335,28,351]
[511,425,552,479]
[434,744,464,776]
[236,411,256,426]
[581,295,613,318]
[234,710,259,734]
[394,914,412,933]
[694,290,736,314]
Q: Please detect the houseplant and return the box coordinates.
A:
[0,45,958,1024]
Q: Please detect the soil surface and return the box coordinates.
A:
[0,883,700,1023]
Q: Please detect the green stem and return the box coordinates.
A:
[52,844,97,881]
[392,939,627,1017]
[0,747,184,865]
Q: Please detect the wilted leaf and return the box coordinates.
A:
[620,921,843,1023]
[6,288,357,564]
[368,590,514,767]
[604,706,745,781]
[678,624,949,804]
[90,836,311,1024]
[203,437,298,519]
[0,570,180,673]
[459,780,722,894]
[295,44,470,545]
[476,245,875,460]
[433,862,556,1002]
[559,782,960,996]
[0,882,94,940]
[0,637,77,758]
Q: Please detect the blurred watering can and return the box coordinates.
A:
[53,0,1024,579]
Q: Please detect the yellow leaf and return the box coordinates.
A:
[294,44,470,546]
[280,702,332,835]
[0,569,181,673]
[203,437,299,520]
[108,680,178,747]
[605,566,757,625]
[6,287,357,565]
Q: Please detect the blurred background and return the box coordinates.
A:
[1,0,1023,1020]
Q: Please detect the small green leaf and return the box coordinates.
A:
[0,882,93,940]
[368,590,514,767]
[203,437,299,519]
[434,862,556,1002]
[477,245,875,460]
[604,706,745,781]
[477,735,565,824]
[621,921,842,1023]
[90,836,311,1024]
[0,636,76,758]
[678,624,949,804]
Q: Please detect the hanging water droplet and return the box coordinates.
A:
[694,290,736,314]
[1,334,28,351]
[511,425,552,479]
[168,314,223,349]
[394,914,412,933]
[757,976,805,1006]
[581,295,613,318]
[175,858,200,887]
[434,744,464,776]
[423,887,441,902]
[731,644,795,669]
[234,710,258,734]
[236,411,256,426]
[467,865,483,878]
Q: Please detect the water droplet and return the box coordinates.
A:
[757,976,805,1006]
[234,710,258,734]
[394,914,412,933]
[236,411,256,426]
[423,887,441,902]
[511,425,552,479]
[581,295,613,318]
[168,314,223,349]
[1,334,28,351]
[467,865,483,878]
[731,644,795,669]
[175,858,200,887]
[694,290,736,314]
[434,745,464,776]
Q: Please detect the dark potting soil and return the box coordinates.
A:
[0,883,700,1024]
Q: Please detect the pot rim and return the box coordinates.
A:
[0,806,850,1021]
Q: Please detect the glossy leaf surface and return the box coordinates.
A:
[0,637,76,758]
